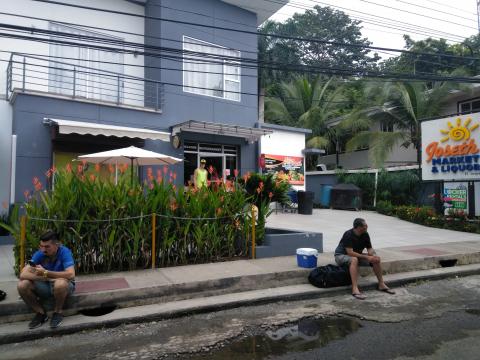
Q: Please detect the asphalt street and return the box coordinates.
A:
[1,274,480,359]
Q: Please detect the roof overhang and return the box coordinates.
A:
[172,120,273,141]
[43,118,170,141]
[221,1,289,25]
[124,0,288,25]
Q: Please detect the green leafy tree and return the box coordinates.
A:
[381,35,478,76]
[265,76,345,148]
[258,6,380,87]
[343,78,465,167]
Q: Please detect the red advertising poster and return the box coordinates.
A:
[262,154,305,185]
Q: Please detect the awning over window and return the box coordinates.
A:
[43,118,170,141]
[171,120,272,141]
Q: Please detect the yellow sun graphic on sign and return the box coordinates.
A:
[440,117,479,142]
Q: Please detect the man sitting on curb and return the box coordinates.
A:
[17,230,75,329]
[334,218,395,300]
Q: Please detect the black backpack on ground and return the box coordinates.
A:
[308,264,351,288]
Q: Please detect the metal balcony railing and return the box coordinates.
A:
[6,53,163,111]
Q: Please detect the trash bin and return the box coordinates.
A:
[298,190,314,215]
[320,185,332,207]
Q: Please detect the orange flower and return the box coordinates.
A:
[32,177,39,185]
[216,208,222,217]
[23,190,29,200]
[95,164,101,173]
[45,169,52,179]
[157,169,162,178]
[208,165,214,174]
[172,172,177,180]
[108,164,114,174]
[81,160,87,166]
[89,174,96,182]
[34,181,42,191]
[77,164,83,174]
[156,175,163,183]
[66,163,72,173]
[163,166,168,175]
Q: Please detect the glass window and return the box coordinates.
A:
[49,23,124,102]
[183,36,241,101]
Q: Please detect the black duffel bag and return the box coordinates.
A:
[308,264,351,288]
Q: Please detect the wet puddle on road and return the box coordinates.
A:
[186,317,361,359]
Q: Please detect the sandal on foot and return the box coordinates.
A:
[352,293,366,300]
[377,287,395,295]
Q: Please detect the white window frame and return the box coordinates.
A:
[182,36,241,102]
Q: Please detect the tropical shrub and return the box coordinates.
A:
[337,171,375,208]
[379,205,479,234]
[375,200,394,216]
[376,170,420,205]
[2,165,267,274]
[238,172,291,243]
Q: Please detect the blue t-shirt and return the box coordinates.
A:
[31,245,75,272]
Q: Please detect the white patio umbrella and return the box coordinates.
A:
[78,146,183,185]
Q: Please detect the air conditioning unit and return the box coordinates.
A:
[316,163,327,171]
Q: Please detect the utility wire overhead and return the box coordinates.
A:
[2,28,480,85]
[20,2,480,62]
[268,0,472,41]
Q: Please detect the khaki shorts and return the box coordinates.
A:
[335,254,372,267]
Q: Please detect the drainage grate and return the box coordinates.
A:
[79,304,117,317]
[439,259,458,267]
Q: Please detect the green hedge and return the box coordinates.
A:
[337,169,421,208]
[1,167,289,274]
[376,203,480,234]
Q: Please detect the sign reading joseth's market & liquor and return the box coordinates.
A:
[421,114,480,181]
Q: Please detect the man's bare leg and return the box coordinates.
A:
[17,280,44,314]
[349,257,361,294]
[53,279,69,313]
[372,261,390,290]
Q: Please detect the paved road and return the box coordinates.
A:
[267,209,480,252]
[1,274,480,360]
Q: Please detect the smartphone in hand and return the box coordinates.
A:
[27,260,36,267]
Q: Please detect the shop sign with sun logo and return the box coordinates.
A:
[421,114,480,181]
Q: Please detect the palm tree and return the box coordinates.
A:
[264,76,345,152]
[342,79,464,167]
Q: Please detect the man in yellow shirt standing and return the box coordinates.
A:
[194,159,208,188]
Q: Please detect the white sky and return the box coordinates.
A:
[269,0,479,60]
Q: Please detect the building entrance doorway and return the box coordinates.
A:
[183,141,238,186]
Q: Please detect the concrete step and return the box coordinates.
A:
[1,242,478,325]
[1,263,479,345]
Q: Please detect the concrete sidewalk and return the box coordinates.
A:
[267,209,480,252]
[1,239,480,345]
[0,210,479,344]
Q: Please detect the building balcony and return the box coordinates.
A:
[6,53,163,112]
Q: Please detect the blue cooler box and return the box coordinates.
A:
[296,248,318,268]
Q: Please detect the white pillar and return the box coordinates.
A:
[10,135,17,204]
